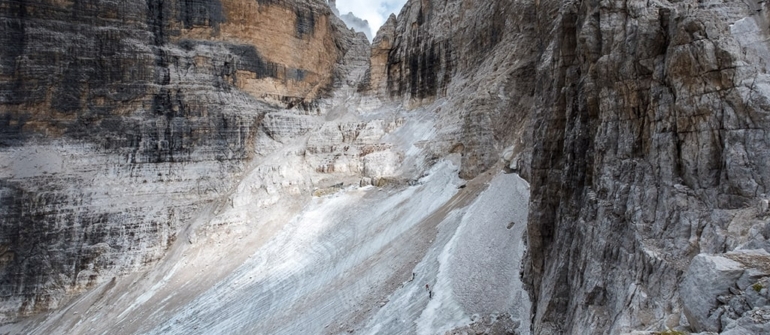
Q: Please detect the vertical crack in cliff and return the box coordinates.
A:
[5,0,770,334]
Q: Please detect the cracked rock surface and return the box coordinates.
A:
[3,0,770,334]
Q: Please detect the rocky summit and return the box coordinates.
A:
[1,0,770,334]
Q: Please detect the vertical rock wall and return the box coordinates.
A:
[526,0,770,333]
[5,0,770,332]
[373,0,770,333]
[366,0,540,179]
[0,0,361,323]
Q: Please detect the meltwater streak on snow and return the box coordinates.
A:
[144,160,464,334]
[449,173,529,308]
[441,172,531,331]
[359,171,531,335]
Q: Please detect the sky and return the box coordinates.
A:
[335,0,408,36]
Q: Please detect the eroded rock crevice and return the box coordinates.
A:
[2,0,770,334]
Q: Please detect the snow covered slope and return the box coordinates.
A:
[3,157,531,335]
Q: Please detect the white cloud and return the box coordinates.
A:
[335,0,407,35]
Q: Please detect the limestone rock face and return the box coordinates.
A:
[363,0,770,333]
[363,14,396,97]
[681,254,748,332]
[5,0,770,333]
[363,0,538,179]
[0,0,365,323]
[523,0,770,333]
[681,251,770,333]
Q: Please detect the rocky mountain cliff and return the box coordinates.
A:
[2,0,770,334]
[524,0,770,333]
[0,0,366,323]
[368,0,770,333]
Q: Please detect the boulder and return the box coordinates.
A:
[681,254,746,332]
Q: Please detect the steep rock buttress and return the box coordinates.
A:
[0,0,366,322]
[524,0,770,333]
[366,0,770,333]
[4,0,770,334]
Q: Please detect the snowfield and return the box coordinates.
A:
[0,80,532,335]
[5,158,531,335]
[140,160,531,335]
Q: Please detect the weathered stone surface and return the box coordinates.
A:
[360,14,395,97]
[356,0,770,334]
[521,0,770,333]
[4,0,770,333]
[0,0,367,323]
[444,313,522,335]
[721,306,770,335]
[681,254,746,332]
[707,251,770,334]
[361,0,537,179]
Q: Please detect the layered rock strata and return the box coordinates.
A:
[0,0,367,323]
[3,0,770,334]
[363,0,538,179]
[363,0,770,333]
[525,0,770,333]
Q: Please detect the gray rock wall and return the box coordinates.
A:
[4,0,770,332]
[0,0,364,323]
[526,0,770,333]
[373,0,770,333]
[366,0,539,179]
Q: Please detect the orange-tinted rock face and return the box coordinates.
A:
[365,14,396,97]
[177,0,340,102]
[0,0,362,322]
[0,0,346,144]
